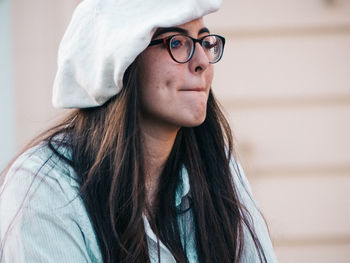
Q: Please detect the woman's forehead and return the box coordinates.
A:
[152,23,210,39]
[153,27,209,38]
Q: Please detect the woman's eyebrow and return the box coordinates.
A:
[153,27,188,39]
[153,27,211,39]
[198,27,210,35]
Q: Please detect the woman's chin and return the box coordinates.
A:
[180,113,207,128]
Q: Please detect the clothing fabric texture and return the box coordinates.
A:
[0,143,278,262]
[52,0,221,108]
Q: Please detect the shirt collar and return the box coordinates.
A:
[142,166,189,261]
[175,166,190,208]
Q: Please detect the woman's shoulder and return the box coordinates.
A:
[5,140,79,190]
[229,157,254,198]
[1,140,80,216]
[229,157,279,262]
[0,141,102,262]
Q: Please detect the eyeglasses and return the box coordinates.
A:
[148,34,225,64]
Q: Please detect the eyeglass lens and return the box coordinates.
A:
[169,35,223,63]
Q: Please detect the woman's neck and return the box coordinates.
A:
[140,119,179,209]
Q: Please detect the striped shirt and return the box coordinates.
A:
[0,143,278,262]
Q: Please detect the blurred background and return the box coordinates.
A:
[1,0,350,262]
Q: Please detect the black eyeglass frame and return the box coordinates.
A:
[148,34,226,64]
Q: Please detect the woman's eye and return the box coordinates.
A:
[171,39,183,49]
[203,40,217,49]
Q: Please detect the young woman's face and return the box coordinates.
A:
[138,18,214,130]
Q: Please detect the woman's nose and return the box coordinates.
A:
[189,42,209,73]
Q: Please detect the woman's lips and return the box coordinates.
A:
[179,87,206,92]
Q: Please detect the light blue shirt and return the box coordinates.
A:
[0,143,278,262]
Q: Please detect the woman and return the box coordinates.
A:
[0,0,278,262]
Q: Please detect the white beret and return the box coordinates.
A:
[52,0,221,108]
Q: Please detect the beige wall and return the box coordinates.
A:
[10,0,350,262]
[11,0,77,149]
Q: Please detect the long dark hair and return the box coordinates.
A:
[0,56,268,263]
